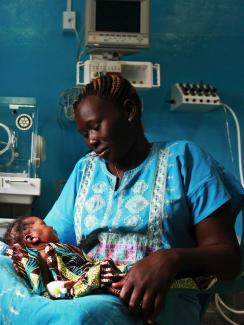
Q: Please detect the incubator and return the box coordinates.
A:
[0,96,42,208]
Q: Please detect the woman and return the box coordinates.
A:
[45,75,244,324]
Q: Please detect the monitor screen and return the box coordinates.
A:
[96,0,141,33]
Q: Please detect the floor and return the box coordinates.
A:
[201,291,244,324]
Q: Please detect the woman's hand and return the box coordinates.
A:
[111,202,241,323]
[112,249,179,324]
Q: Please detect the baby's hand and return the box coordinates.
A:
[111,279,125,290]
[100,259,126,288]
[63,280,75,290]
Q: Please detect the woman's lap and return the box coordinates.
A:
[0,256,201,325]
[0,256,142,324]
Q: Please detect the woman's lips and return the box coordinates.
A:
[98,147,110,158]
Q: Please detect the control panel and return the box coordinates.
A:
[86,32,149,48]
[77,60,161,89]
[85,60,122,80]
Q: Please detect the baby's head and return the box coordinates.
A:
[4,216,59,247]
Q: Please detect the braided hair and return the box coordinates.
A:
[73,75,142,120]
[3,216,33,246]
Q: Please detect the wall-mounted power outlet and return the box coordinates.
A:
[170,83,221,112]
[63,11,76,32]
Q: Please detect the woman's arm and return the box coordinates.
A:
[45,161,83,244]
[115,202,241,323]
[176,201,240,280]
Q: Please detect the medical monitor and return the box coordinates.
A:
[85,0,150,54]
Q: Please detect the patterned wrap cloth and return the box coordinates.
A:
[6,242,126,298]
[6,242,217,298]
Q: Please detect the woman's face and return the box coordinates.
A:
[74,96,136,164]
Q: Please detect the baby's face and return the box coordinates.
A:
[24,217,59,243]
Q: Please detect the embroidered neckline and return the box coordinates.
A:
[99,143,158,180]
[74,142,169,249]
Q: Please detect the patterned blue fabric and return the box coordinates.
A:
[0,255,143,325]
[0,255,202,325]
[1,141,243,324]
[46,141,244,249]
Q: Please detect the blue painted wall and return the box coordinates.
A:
[0,1,243,233]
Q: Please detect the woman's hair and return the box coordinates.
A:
[73,74,142,120]
[3,216,31,246]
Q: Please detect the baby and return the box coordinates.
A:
[3,216,126,299]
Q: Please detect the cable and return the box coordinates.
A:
[0,141,15,167]
[66,0,72,11]
[217,294,244,314]
[57,87,82,127]
[222,103,244,187]
[213,103,244,324]
[214,295,239,325]
[75,28,81,44]
[223,106,238,178]
[76,24,85,62]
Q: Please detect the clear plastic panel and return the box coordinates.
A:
[0,97,38,177]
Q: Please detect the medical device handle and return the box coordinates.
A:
[152,63,161,88]
[5,179,28,183]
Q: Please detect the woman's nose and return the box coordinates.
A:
[88,131,99,147]
[89,138,97,146]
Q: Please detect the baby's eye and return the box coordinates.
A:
[93,124,100,131]
[79,129,88,138]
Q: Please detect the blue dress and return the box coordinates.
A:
[0,141,243,324]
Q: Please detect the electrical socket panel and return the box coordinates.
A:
[170,83,221,112]
[63,11,76,32]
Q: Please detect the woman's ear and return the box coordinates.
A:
[123,99,137,123]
